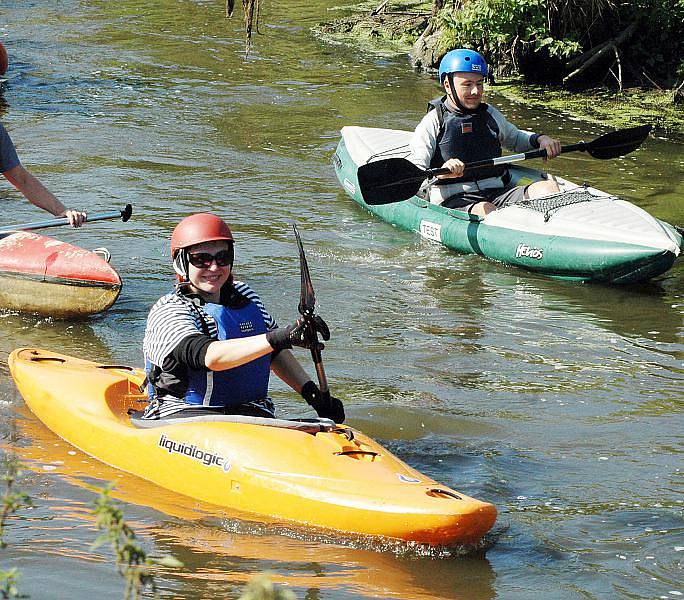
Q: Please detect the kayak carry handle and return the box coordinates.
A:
[334,450,380,460]
[29,356,66,363]
[427,488,463,500]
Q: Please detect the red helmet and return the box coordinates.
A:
[170,213,234,258]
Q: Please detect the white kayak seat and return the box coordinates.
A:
[130,411,337,433]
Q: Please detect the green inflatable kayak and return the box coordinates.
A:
[333,126,682,284]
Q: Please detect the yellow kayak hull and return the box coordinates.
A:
[8,347,496,545]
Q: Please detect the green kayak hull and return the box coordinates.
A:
[333,136,681,285]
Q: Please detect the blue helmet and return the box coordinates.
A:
[439,49,488,84]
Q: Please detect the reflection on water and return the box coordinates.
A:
[0,0,682,598]
[7,411,496,599]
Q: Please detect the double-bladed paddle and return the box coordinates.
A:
[357,125,652,205]
[293,223,329,394]
[0,204,133,233]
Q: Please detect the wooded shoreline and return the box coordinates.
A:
[313,0,684,140]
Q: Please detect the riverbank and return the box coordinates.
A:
[496,81,684,140]
[314,4,684,140]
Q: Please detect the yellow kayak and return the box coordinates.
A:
[8,347,496,545]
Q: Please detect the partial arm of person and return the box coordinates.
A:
[270,349,312,393]
[409,111,440,170]
[201,315,324,372]
[489,105,561,159]
[203,333,274,370]
[271,349,345,423]
[3,164,87,226]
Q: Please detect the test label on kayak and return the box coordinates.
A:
[419,220,442,242]
[343,178,357,196]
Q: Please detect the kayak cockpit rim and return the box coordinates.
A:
[129,412,340,434]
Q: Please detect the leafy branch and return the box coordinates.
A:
[91,486,183,600]
[0,457,32,599]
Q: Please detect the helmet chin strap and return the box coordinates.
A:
[173,248,190,281]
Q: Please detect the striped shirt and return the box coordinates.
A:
[142,281,277,419]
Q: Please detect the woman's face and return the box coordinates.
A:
[186,239,233,302]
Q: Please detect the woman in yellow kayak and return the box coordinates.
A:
[142,212,345,423]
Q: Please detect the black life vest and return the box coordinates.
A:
[428,96,507,184]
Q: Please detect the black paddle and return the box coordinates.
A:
[0,204,133,233]
[357,125,652,205]
[293,223,329,395]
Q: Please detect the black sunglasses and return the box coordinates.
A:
[187,249,233,269]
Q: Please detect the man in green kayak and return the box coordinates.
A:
[141,212,345,423]
[1,121,86,226]
[410,49,562,217]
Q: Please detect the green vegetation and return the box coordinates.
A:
[313,0,432,56]
[0,466,293,599]
[0,458,31,600]
[0,569,24,600]
[316,0,684,136]
[91,486,183,600]
[0,460,31,550]
[495,80,684,139]
[435,0,684,91]
[240,575,297,600]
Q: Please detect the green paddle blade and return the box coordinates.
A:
[585,124,651,159]
[357,158,427,205]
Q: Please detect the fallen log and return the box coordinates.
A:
[563,22,637,85]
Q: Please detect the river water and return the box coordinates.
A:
[0,1,682,598]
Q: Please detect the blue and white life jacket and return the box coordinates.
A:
[183,298,271,407]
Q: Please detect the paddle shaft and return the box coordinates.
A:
[357,125,651,205]
[311,343,329,394]
[0,204,133,233]
[424,143,587,179]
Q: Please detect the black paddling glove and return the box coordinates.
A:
[266,316,331,352]
[301,380,345,423]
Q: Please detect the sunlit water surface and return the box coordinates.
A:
[0,1,682,598]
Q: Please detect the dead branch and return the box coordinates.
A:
[563,22,636,85]
[566,39,611,69]
[371,0,390,15]
[642,71,663,90]
[608,45,622,90]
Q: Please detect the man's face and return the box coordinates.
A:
[445,72,484,110]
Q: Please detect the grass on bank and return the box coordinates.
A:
[495,80,684,139]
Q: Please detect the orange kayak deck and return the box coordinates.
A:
[8,347,496,545]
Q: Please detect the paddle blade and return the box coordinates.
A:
[293,223,316,317]
[357,158,427,205]
[586,125,651,159]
